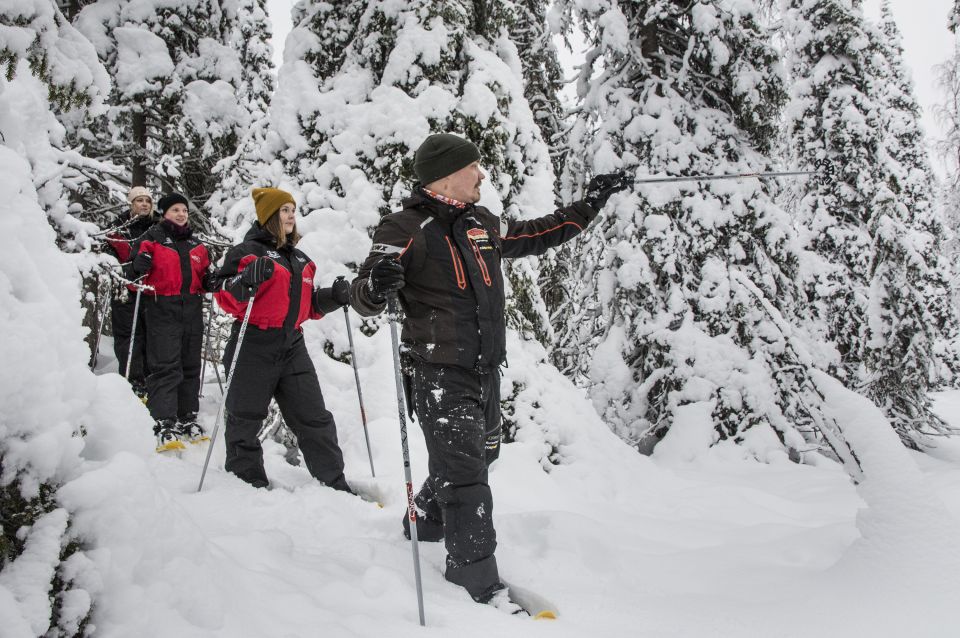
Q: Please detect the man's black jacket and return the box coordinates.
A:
[351,188,598,371]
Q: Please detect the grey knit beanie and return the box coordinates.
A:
[413,133,481,185]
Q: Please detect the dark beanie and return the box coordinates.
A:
[413,133,481,185]
[158,192,189,214]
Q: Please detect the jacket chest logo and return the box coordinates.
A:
[466,227,494,251]
[191,254,201,263]
[267,250,281,259]
[302,277,312,286]
[467,228,488,241]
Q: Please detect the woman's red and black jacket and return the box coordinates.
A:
[213,224,330,330]
[105,215,155,292]
[127,222,212,297]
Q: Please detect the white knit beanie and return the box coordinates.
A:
[127,186,153,204]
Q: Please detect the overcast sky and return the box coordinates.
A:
[264,0,957,175]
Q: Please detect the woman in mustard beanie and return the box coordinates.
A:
[211,188,353,491]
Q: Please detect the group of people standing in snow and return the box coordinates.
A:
[104,185,353,491]
[100,133,625,609]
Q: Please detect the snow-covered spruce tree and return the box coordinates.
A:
[5,0,119,369]
[205,0,276,229]
[545,0,859,465]
[70,0,265,234]
[514,0,579,328]
[268,0,559,344]
[872,1,960,389]
[935,21,960,364]
[783,0,951,447]
[509,0,567,187]
[268,1,576,450]
[1,2,110,633]
[2,0,113,246]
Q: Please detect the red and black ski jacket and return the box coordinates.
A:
[105,215,155,292]
[350,188,598,371]
[214,224,325,331]
[128,222,212,297]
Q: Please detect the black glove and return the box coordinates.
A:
[366,257,404,303]
[201,269,217,293]
[331,276,350,306]
[584,172,631,211]
[132,250,153,275]
[240,256,274,288]
[313,277,351,314]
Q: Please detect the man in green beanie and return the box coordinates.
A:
[350,132,626,611]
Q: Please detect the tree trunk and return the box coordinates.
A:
[131,110,147,187]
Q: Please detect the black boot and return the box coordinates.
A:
[481,584,527,615]
[324,473,355,494]
[154,418,185,453]
[402,510,444,542]
[176,412,208,444]
[231,468,269,489]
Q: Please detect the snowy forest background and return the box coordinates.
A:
[2,1,960,636]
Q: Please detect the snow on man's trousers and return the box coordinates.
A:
[405,358,503,602]
[144,295,202,421]
[222,324,346,488]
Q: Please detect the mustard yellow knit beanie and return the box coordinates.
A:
[252,187,295,225]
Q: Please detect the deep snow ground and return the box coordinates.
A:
[71,333,960,638]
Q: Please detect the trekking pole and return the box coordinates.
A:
[386,294,425,626]
[620,159,835,188]
[198,295,255,492]
[213,358,224,394]
[124,285,143,380]
[89,282,112,371]
[344,306,376,477]
[198,300,215,400]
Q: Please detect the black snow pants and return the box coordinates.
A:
[222,325,346,488]
[405,358,503,602]
[144,295,203,421]
[111,293,148,384]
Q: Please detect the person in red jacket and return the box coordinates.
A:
[212,187,352,491]
[105,186,155,397]
[129,193,214,451]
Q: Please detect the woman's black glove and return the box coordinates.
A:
[240,256,274,288]
[584,172,631,211]
[201,269,217,293]
[132,250,153,275]
[313,277,351,314]
[366,257,404,303]
[331,276,350,305]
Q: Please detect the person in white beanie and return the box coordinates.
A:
[104,186,156,399]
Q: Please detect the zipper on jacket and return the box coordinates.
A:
[469,240,493,287]
[445,236,467,290]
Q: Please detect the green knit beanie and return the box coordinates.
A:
[413,133,481,185]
